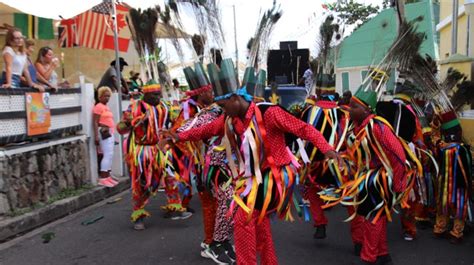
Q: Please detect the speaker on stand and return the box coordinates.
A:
[267,42,309,85]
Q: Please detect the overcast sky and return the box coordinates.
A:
[158,0,385,65]
[217,0,384,55]
[1,0,385,64]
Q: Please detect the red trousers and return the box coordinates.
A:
[353,216,389,263]
[413,201,431,221]
[199,191,217,245]
[347,206,364,244]
[131,171,181,221]
[305,184,328,226]
[400,201,417,237]
[234,208,278,265]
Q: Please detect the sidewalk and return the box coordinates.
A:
[0,177,130,242]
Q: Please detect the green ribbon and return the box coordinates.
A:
[441,119,460,130]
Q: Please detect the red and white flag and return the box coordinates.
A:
[69,2,130,52]
[58,18,79,47]
[102,4,130,52]
[77,10,108,50]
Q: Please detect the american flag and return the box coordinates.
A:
[77,10,109,50]
[91,1,125,14]
[77,1,128,50]
[58,18,79,47]
[59,1,129,51]
[91,1,112,14]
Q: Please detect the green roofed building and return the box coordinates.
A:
[335,0,439,94]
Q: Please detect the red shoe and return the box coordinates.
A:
[107,177,118,186]
[449,234,463,244]
[98,178,114,188]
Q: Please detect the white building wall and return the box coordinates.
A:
[335,66,368,95]
[336,66,394,96]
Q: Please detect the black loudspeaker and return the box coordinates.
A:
[267,49,309,85]
[280,41,297,50]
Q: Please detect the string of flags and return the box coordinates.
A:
[10,1,130,52]
[58,2,130,51]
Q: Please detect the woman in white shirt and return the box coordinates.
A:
[1,28,42,90]
[35,46,59,90]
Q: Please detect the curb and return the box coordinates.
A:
[0,177,130,242]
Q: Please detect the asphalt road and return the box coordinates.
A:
[0,190,473,265]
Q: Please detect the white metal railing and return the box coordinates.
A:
[0,88,82,144]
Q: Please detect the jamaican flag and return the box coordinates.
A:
[13,13,54,40]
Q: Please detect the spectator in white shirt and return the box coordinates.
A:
[1,28,42,91]
[35,46,59,90]
[299,60,317,97]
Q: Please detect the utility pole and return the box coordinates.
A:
[111,0,125,176]
[111,1,122,107]
[233,5,239,74]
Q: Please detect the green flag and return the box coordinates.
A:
[14,13,54,40]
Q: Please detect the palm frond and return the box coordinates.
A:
[316,15,338,78]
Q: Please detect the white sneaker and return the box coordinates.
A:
[201,242,211,258]
[204,243,233,264]
[133,218,145,230]
[403,233,414,241]
[170,211,193,220]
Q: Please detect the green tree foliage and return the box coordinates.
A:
[329,0,380,27]
[316,15,340,76]
[382,0,429,9]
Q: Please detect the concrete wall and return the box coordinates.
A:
[440,60,473,80]
[0,80,126,216]
[438,13,469,60]
[460,118,474,146]
[0,136,89,215]
[437,0,473,103]
[439,0,468,23]
[460,110,474,159]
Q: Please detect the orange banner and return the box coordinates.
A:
[26,92,51,136]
